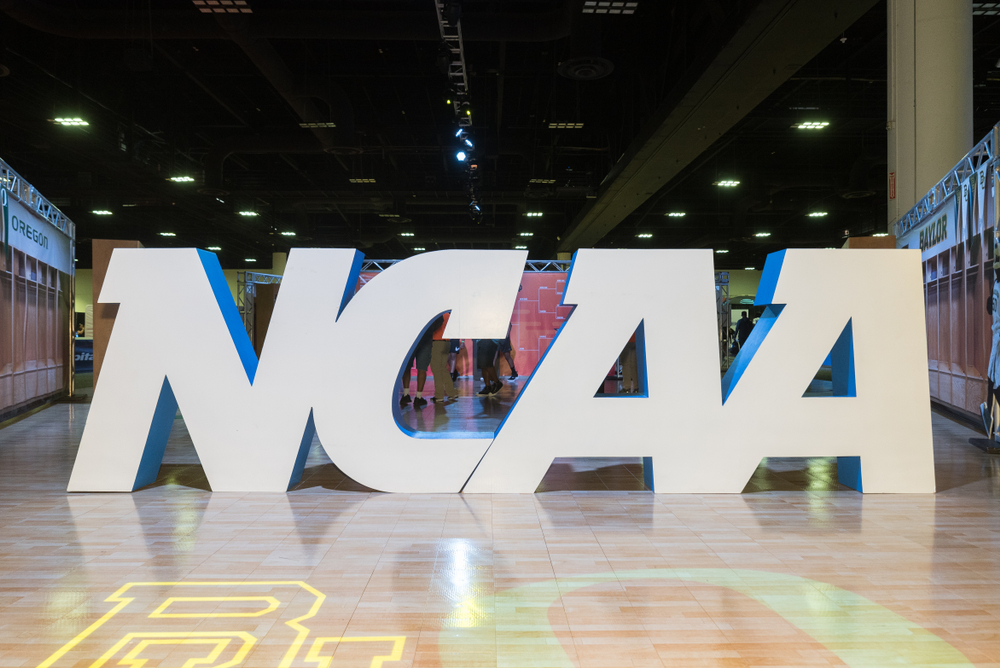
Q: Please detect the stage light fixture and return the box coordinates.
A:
[168,176,195,183]
[159,232,176,237]
[794,121,830,130]
[714,180,740,187]
[666,212,686,217]
[519,232,534,237]
[456,151,467,161]
[754,232,771,237]
[582,1,637,14]
[91,210,112,215]
[635,233,653,238]
[464,138,474,148]
[207,246,222,251]
[807,212,828,217]
[280,231,296,236]
[238,211,258,217]
[455,128,464,138]
[715,249,729,254]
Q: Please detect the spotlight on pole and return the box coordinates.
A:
[456,151,467,162]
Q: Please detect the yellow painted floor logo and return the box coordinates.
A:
[38,581,404,668]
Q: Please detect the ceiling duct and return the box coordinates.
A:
[557,11,613,80]
[0,0,578,42]
[200,135,326,196]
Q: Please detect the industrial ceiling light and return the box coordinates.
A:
[299,122,336,128]
[548,122,584,129]
[456,151,467,162]
[524,212,543,217]
[207,246,222,251]
[168,176,195,183]
[280,231,296,236]
[745,266,755,270]
[872,232,889,237]
[91,210,112,215]
[529,178,556,184]
[714,180,740,187]
[807,212,828,217]
[413,247,426,252]
[400,232,414,237]
[794,121,830,130]
[582,1,638,14]
[635,233,653,238]
[192,0,252,14]
[715,249,729,254]
[666,212,686,217]
[379,213,400,218]
[53,117,89,126]
[245,258,257,262]
[754,232,771,237]
[238,211,258,217]
[515,245,528,250]
[348,178,376,184]
[159,232,176,237]
[519,232,534,237]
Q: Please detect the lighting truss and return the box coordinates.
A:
[529,178,556,184]
[349,178,377,184]
[582,1,637,14]
[192,0,252,14]
[548,122,584,129]
[794,121,830,130]
[434,1,471,128]
[299,122,336,128]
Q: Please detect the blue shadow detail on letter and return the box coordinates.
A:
[837,455,863,492]
[288,409,317,488]
[720,250,787,404]
[133,376,178,490]
[198,250,258,383]
[337,250,365,319]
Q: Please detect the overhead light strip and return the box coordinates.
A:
[192,0,253,14]
[582,1,637,14]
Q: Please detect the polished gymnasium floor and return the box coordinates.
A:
[1,377,999,668]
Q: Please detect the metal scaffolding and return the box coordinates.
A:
[236,270,282,347]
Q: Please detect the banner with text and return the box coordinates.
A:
[897,192,957,261]
[1,188,73,274]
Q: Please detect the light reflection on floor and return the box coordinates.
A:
[0,401,998,667]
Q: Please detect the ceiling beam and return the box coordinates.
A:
[556,0,880,253]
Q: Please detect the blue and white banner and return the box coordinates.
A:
[897,192,957,261]
[1,188,73,274]
[74,338,93,373]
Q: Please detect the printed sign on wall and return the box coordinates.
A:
[1,188,73,274]
[897,193,957,261]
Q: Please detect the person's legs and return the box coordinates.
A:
[503,350,517,378]
[413,342,432,407]
[621,342,637,393]
[399,356,414,407]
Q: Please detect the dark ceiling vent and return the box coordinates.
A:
[558,56,614,81]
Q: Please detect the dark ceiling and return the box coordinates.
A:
[0,0,999,271]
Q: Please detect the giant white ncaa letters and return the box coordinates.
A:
[68,248,935,494]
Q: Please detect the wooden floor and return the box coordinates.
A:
[0,391,999,667]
